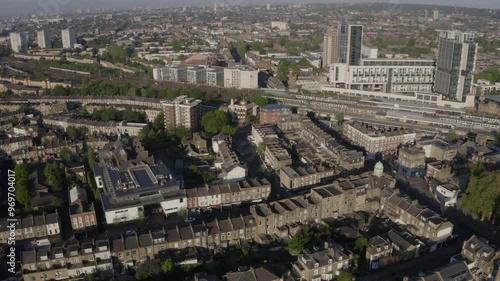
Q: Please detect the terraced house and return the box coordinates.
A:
[380,189,454,250]
[21,239,113,281]
[186,178,271,211]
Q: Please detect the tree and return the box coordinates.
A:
[14,163,31,208]
[152,112,165,131]
[80,107,91,118]
[66,126,78,141]
[471,161,484,177]
[335,112,344,124]
[355,237,368,252]
[0,45,12,57]
[177,207,187,218]
[51,198,64,208]
[250,95,269,107]
[221,125,237,136]
[60,147,77,165]
[336,272,354,281]
[162,259,174,273]
[256,143,266,159]
[44,163,64,192]
[287,225,313,256]
[87,148,97,166]
[446,130,460,142]
[461,171,500,221]
[201,110,230,135]
[134,260,162,280]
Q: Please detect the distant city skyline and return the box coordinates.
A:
[0,0,499,18]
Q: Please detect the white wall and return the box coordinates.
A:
[160,197,187,215]
[104,206,141,223]
[224,166,247,182]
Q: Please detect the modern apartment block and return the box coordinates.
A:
[37,30,51,49]
[330,59,435,92]
[92,140,186,223]
[153,65,189,82]
[187,67,207,84]
[434,31,477,101]
[206,67,224,86]
[343,122,417,154]
[161,95,202,129]
[61,28,76,49]
[337,24,363,65]
[323,31,338,68]
[10,32,28,52]
[224,66,259,89]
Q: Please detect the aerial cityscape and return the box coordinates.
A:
[0,1,500,281]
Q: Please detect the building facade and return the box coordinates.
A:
[337,24,363,66]
[330,59,435,93]
[37,30,51,49]
[62,28,76,49]
[323,31,338,69]
[161,95,201,130]
[10,32,28,53]
[343,122,417,154]
[434,31,477,101]
[223,66,259,89]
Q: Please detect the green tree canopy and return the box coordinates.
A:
[461,170,500,221]
[221,125,237,136]
[287,225,313,256]
[0,45,12,57]
[152,112,165,131]
[250,95,269,107]
[446,130,460,142]
[44,163,64,192]
[335,112,344,124]
[201,110,230,135]
[14,163,31,208]
[355,237,368,252]
[135,260,162,280]
[162,259,174,273]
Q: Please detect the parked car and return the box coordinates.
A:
[185,217,195,223]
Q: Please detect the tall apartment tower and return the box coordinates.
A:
[161,96,202,130]
[433,10,440,21]
[10,32,28,53]
[61,28,76,49]
[37,30,51,49]
[434,31,477,101]
[337,24,363,65]
[323,31,338,69]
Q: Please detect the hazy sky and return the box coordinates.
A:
[0,0,499,18]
